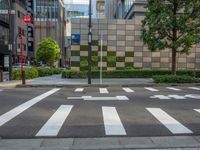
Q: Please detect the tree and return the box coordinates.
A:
[35,37,60,66]
[141,0,200,75]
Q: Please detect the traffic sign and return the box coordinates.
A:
[23,15,32,24]
[0,9,8,14]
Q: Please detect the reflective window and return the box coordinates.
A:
[0,26,9,45]
[0,0,9,23]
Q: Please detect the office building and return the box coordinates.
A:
[34,0,65,66]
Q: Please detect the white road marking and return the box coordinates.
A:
[167,87,182,91]
[102,107,126,135]
[188,87,200,91]
[185,94,200,99]
[122,88,134,93]
[75,88,84,92]
[194,109,200,113]
[168,95,186,99]
[36,105,73,136]
[0,88,60,127]
[146,108,193,134]
[0,89,3,92]
[145,87,159,92]
[84,96,129,101]
[68,96,129,101]
[100,88,109,94]
[150,95,171,100]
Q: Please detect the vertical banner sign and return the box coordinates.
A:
[26,0,34,52]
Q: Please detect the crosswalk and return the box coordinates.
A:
[0,103,199,137]
[0,87,200,138]
[73,87,200,94]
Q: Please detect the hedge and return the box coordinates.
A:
[12,67,64,80]
[62,69,200,79]
[12,68,38,80]
[153,75,200,83]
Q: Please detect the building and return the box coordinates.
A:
[95,0,105,19]
[0,0,10,71]
[34,0,65,66]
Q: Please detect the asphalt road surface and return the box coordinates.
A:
[0,86,200,139]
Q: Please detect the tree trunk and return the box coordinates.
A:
[172,48,177,75]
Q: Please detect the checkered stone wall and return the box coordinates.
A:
[70,18,199,71]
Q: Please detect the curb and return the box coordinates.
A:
[0,136,200,150]
[16,83,200,88]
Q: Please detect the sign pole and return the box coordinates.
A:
[100,35,103,85]
[88,0,92,84]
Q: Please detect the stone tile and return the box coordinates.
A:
[117,30,125,35]
[72,138,121,149]
[117,24,126,30]
[119,137,154,149]
[116,62,125,67]
[80,24,88,29]
[108,30,116,35]
[117,35,125,41]
[108,19,117,24]
[151,136,200,148]
[71,18,80,24]
[71,29,80,34]
[125,47,134,51]
[40,139,74,148]
[99,24,107,30]
[126,25,134,30]
[117,19,126,24]
[108,41,116,46]
[134,46,143,51]
[126,41,134,46]
[108,25,116,30]
[71,56,80,61]
[117,41,125,46]
[108,35,116,40]
[126,31,134,36]
[152,57,160,62]
[126,36,134,41]
[116,46,125,51]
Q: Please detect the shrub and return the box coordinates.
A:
[62,69,200,79]
[62,70,87,78]
[12,68,39,80]
[153,75,200,83]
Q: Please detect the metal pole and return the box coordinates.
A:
[20,29,25,85]
[100,35,103,85]
[88,0,92,84]
[8,0,13,81]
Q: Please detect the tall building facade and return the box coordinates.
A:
[34,0,65,66]
[0,0,10,71]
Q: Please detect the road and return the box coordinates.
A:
[0,86,200,139]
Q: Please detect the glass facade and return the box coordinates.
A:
[35,0,58,21]
[0,26,9,45]
[0,0,9,23]
[124,0,134,17]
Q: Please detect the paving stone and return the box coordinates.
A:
[72,137,122,149]
[40,138,74,148]
[151,136,200,148]
[118,137,155,149]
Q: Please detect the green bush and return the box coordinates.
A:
[12,68,39,80]
[62,70,87,78]
[36,67,53,77]
[153,75,200,83]
[62,69,200,79]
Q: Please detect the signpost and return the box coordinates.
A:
[100,35,103,85]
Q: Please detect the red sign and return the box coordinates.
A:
[23,15,32,24]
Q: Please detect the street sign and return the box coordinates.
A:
[0,10,8,14]
[23,15,32,24]
[0,10,15,14]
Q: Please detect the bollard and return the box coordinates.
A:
[0,70,3,82]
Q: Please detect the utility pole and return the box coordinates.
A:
[88,0,92,84]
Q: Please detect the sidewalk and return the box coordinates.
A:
[25,74,154,86]
[0,136,200,150]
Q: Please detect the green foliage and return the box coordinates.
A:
[141,0,200,74]
[92,40,98,46]
[80,61,88,71]
[107,52,116,56]
[107,56,116,63]
[71,51,80,56]
[125,62,134,67]
[62,69,200,79]
[153,75,200,83]
[80,45,89,51]
[80,57,88,61]
[116,57,125,62]
[92,51,98,56]
[12,68,38,80]
[35,37,60,66]
[62,70,87,78]
[71,61,80,67]
[125,52,134,57]
[36,67,63,77]
[98,46,107,51]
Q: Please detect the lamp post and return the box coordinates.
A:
[88,0,92,84]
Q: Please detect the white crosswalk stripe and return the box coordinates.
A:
[145,87,159,92]
[168,95,186,99]
[36,105,73,137]
[194,109,200,113]
[188,87,200,91]
[75,88,84,92]
[122,88,134,93]
[146,108,193,134]
[100,88,109,94]
[102,106,126,135]
[166,87,182,91]
[0,88,60,127]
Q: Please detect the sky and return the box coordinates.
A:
[64,0,89,4]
